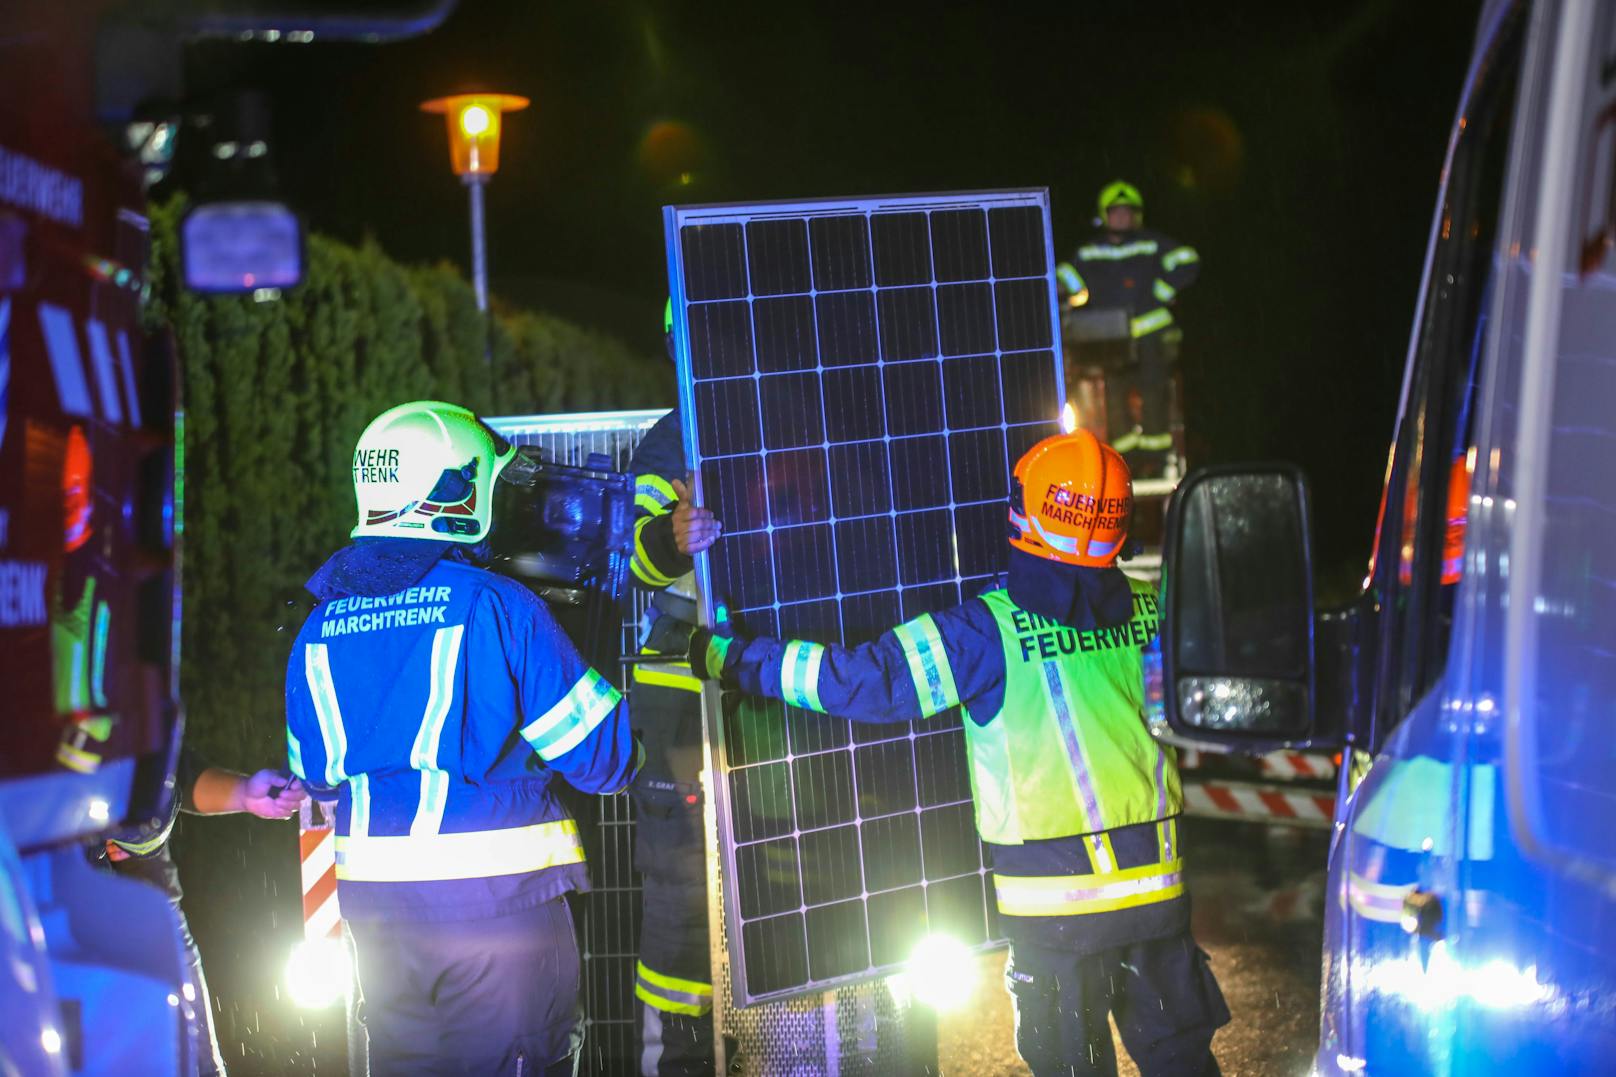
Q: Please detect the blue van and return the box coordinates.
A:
[1155,1,1616,1072]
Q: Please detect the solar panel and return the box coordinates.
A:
[665,191,1066,1004]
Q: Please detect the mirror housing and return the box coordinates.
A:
[180,200,303,293]
[1160,464,1321,752]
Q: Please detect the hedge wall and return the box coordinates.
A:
[146,200,673,766]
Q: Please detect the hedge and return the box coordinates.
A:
[145,199,673,766]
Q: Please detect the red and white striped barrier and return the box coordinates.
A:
[299,801,341,941]
[1181,779,1336,830]
[1257,752,1337,781]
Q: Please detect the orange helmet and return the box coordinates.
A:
[1009,430,1133,567]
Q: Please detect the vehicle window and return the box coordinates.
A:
[1370,15,1521,744]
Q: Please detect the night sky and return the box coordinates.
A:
[185,0,1480,581]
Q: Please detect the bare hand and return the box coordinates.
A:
[241,769,307,820]
[671,476,722,556]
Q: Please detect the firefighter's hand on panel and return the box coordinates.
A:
[670,476,722,555]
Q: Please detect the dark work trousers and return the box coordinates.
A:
[1105,333,1172,450]
[349,897,583,1076]
[634,803,715,1077]
[108,846,226,1077]
[1005,931,1229,1077]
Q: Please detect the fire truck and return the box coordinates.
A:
[0,4,453,1073]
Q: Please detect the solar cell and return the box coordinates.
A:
[666,191,1065,1004]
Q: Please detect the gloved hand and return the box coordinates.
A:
[637,601,697,657]
[688,603,738,681]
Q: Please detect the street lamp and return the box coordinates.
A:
[420,92,529,314]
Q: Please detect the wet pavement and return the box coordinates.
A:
[176,815,1327,1075]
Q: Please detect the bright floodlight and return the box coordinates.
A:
[285,937,352,1009]
[1061,402,1079,434]
[901,934,977,1011]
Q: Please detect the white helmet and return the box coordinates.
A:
[350,400,517,543]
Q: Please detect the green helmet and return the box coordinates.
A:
[1097,180,1144,217]
[350,400,516,543]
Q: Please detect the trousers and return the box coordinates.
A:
[1005,930,1229,1077]
[350,897,583,1076]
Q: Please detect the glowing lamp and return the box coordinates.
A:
[897,934,978,1011]
[420,93,529,177]
[285,937,354,1009]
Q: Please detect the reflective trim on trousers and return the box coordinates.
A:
[335,818,584,882]
[994,859,1185,917]
[1129,307,1174,338]
[635,960,713,1016]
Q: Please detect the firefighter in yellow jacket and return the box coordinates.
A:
[681,429,1228,1076]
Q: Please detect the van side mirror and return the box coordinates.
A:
[180,201,303,293]
[1160,464,1317,749]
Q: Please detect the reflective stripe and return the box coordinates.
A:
[994,859,1184,917]
[409,625,464,836]
[635,960,713,1016]
[780,640,826,712]
[349,772,371,838]
[635,474,678,512]
[633,663,702,692]
[287,728,307,781]
[1112,429,1141,453]
[336,818,583,882]
[892,615,959,717]
[1077,239,1159,261]
[1130,307,1174,338]
[304,644,349,785]
[1088,833,1117,874]
[1055,262,1084,294]
[1161,246,1200,271]
[1042,663,1104,831]
[632,516,675,588]
[1152,278,1177,303]
[1135,432,1174,452]
[521,669,622,761]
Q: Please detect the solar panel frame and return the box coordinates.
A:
[665,190,1067,1006]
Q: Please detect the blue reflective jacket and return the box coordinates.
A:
[285,556,639,922]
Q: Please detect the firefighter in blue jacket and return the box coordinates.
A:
[1057,181,1200,473]
[285,400,642,1076]
[623,300,724,1076]
[682,430,1228,1077]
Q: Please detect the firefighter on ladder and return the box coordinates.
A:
[623,299,724,1076]
[669,429,1230,1077]
[284,400,642,1075]
[1058,181,1200,477]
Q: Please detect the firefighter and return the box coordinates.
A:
[1057,181,1200,475]
[679,430,1228,1077]
[284,400,641,1076]
[625,299,724,1076]
[102,753,306,1077]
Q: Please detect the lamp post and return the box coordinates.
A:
[420,93,529,315]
